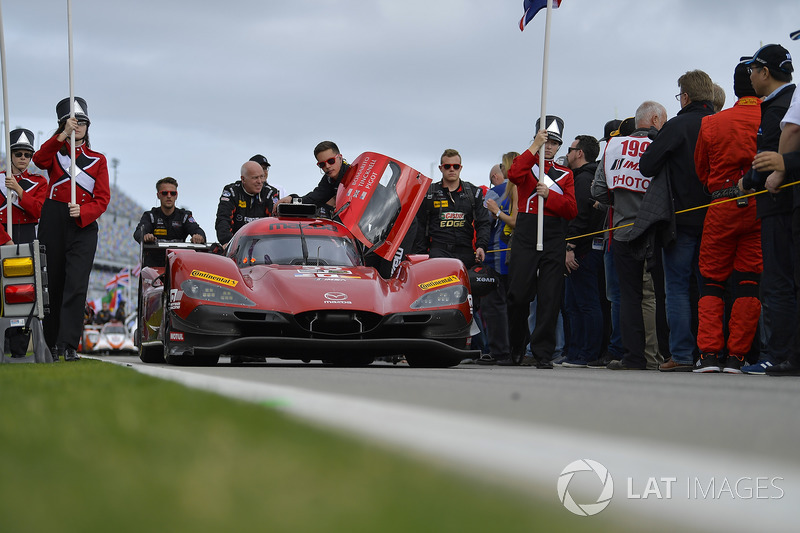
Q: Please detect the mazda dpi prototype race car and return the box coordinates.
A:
[137,152,480,367]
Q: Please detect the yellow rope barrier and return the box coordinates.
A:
[484,179,800,253]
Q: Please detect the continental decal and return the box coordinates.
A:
[419,275,460,291]
[190,270,238,287]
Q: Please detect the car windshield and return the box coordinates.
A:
[235,235,363,267]
[358,160,402,245]
[103,325,126,335]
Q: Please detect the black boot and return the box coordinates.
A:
[50,345,63,363]
[64,347,80,362]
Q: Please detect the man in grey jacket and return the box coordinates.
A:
[592,101,668,370]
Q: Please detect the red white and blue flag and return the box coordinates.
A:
[105,267,130,290]
[519,0,562,31]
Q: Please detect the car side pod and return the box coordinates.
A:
[0,240,53,364]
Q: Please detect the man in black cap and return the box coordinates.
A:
[600,119,622,143]
[1,128,48,357]
[749,37,800,376]
[738,44,797,374]
[505,116,577,367]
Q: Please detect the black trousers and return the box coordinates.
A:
[612,239,647,369]
[481,274,510,358]
[38,200,98,350]
[4,224,37,355]
[792,208,800,367]
[506,214,566,362]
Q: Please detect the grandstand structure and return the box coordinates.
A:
[89,184,144,304]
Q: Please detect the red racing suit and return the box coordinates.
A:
[694,96,762,356]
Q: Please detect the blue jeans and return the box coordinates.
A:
[604,246,624,360]
[564,249,604,363]
[661,227,701,364]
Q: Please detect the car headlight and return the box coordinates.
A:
[180,279,255,306]
[410,285,468,309]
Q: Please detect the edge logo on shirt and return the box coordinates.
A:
[439,211,465,227]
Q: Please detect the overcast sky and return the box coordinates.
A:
[3,0,799,237]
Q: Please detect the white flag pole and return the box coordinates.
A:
[536,0,554,252]
[67,0,76,205]
[0,1,14,236]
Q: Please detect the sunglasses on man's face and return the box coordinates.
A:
[317,156,337,169]
[13,151,33,159]
[159,190,177,197]
[442,164,461,170]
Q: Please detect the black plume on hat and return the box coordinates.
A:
[250,154,270,167]
[535,115,565,144]
[56,96,90,124]
[10,128,35,152]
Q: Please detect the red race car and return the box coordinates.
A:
[137,152,479,367]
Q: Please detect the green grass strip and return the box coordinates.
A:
[0,360,620,532]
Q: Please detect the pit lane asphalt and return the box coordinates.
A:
[106,355,800,532]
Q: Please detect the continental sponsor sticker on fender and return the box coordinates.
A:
[419,275,460,291]
[190,269,238,287]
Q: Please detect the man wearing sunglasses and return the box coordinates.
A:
[276,141,349,217]
[1,128,48,358]
[414,149,491,268]
[134,176,206,267]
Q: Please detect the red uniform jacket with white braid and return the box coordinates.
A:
[508,150,577,220]
[32,135,110,227]
[0,169,48,224]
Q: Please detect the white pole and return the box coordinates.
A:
[127,266,132,318]
[0,1,13,236]
[536,0,554,252]
[67,0,76,205]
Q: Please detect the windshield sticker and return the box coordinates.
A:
[295,266,361,279]
[419,275,460,291]
[190,269,238,287]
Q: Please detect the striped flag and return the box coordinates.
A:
[104,267,130,290]
[520,0,562,31]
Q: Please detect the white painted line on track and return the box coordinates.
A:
[115,360,799,532]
